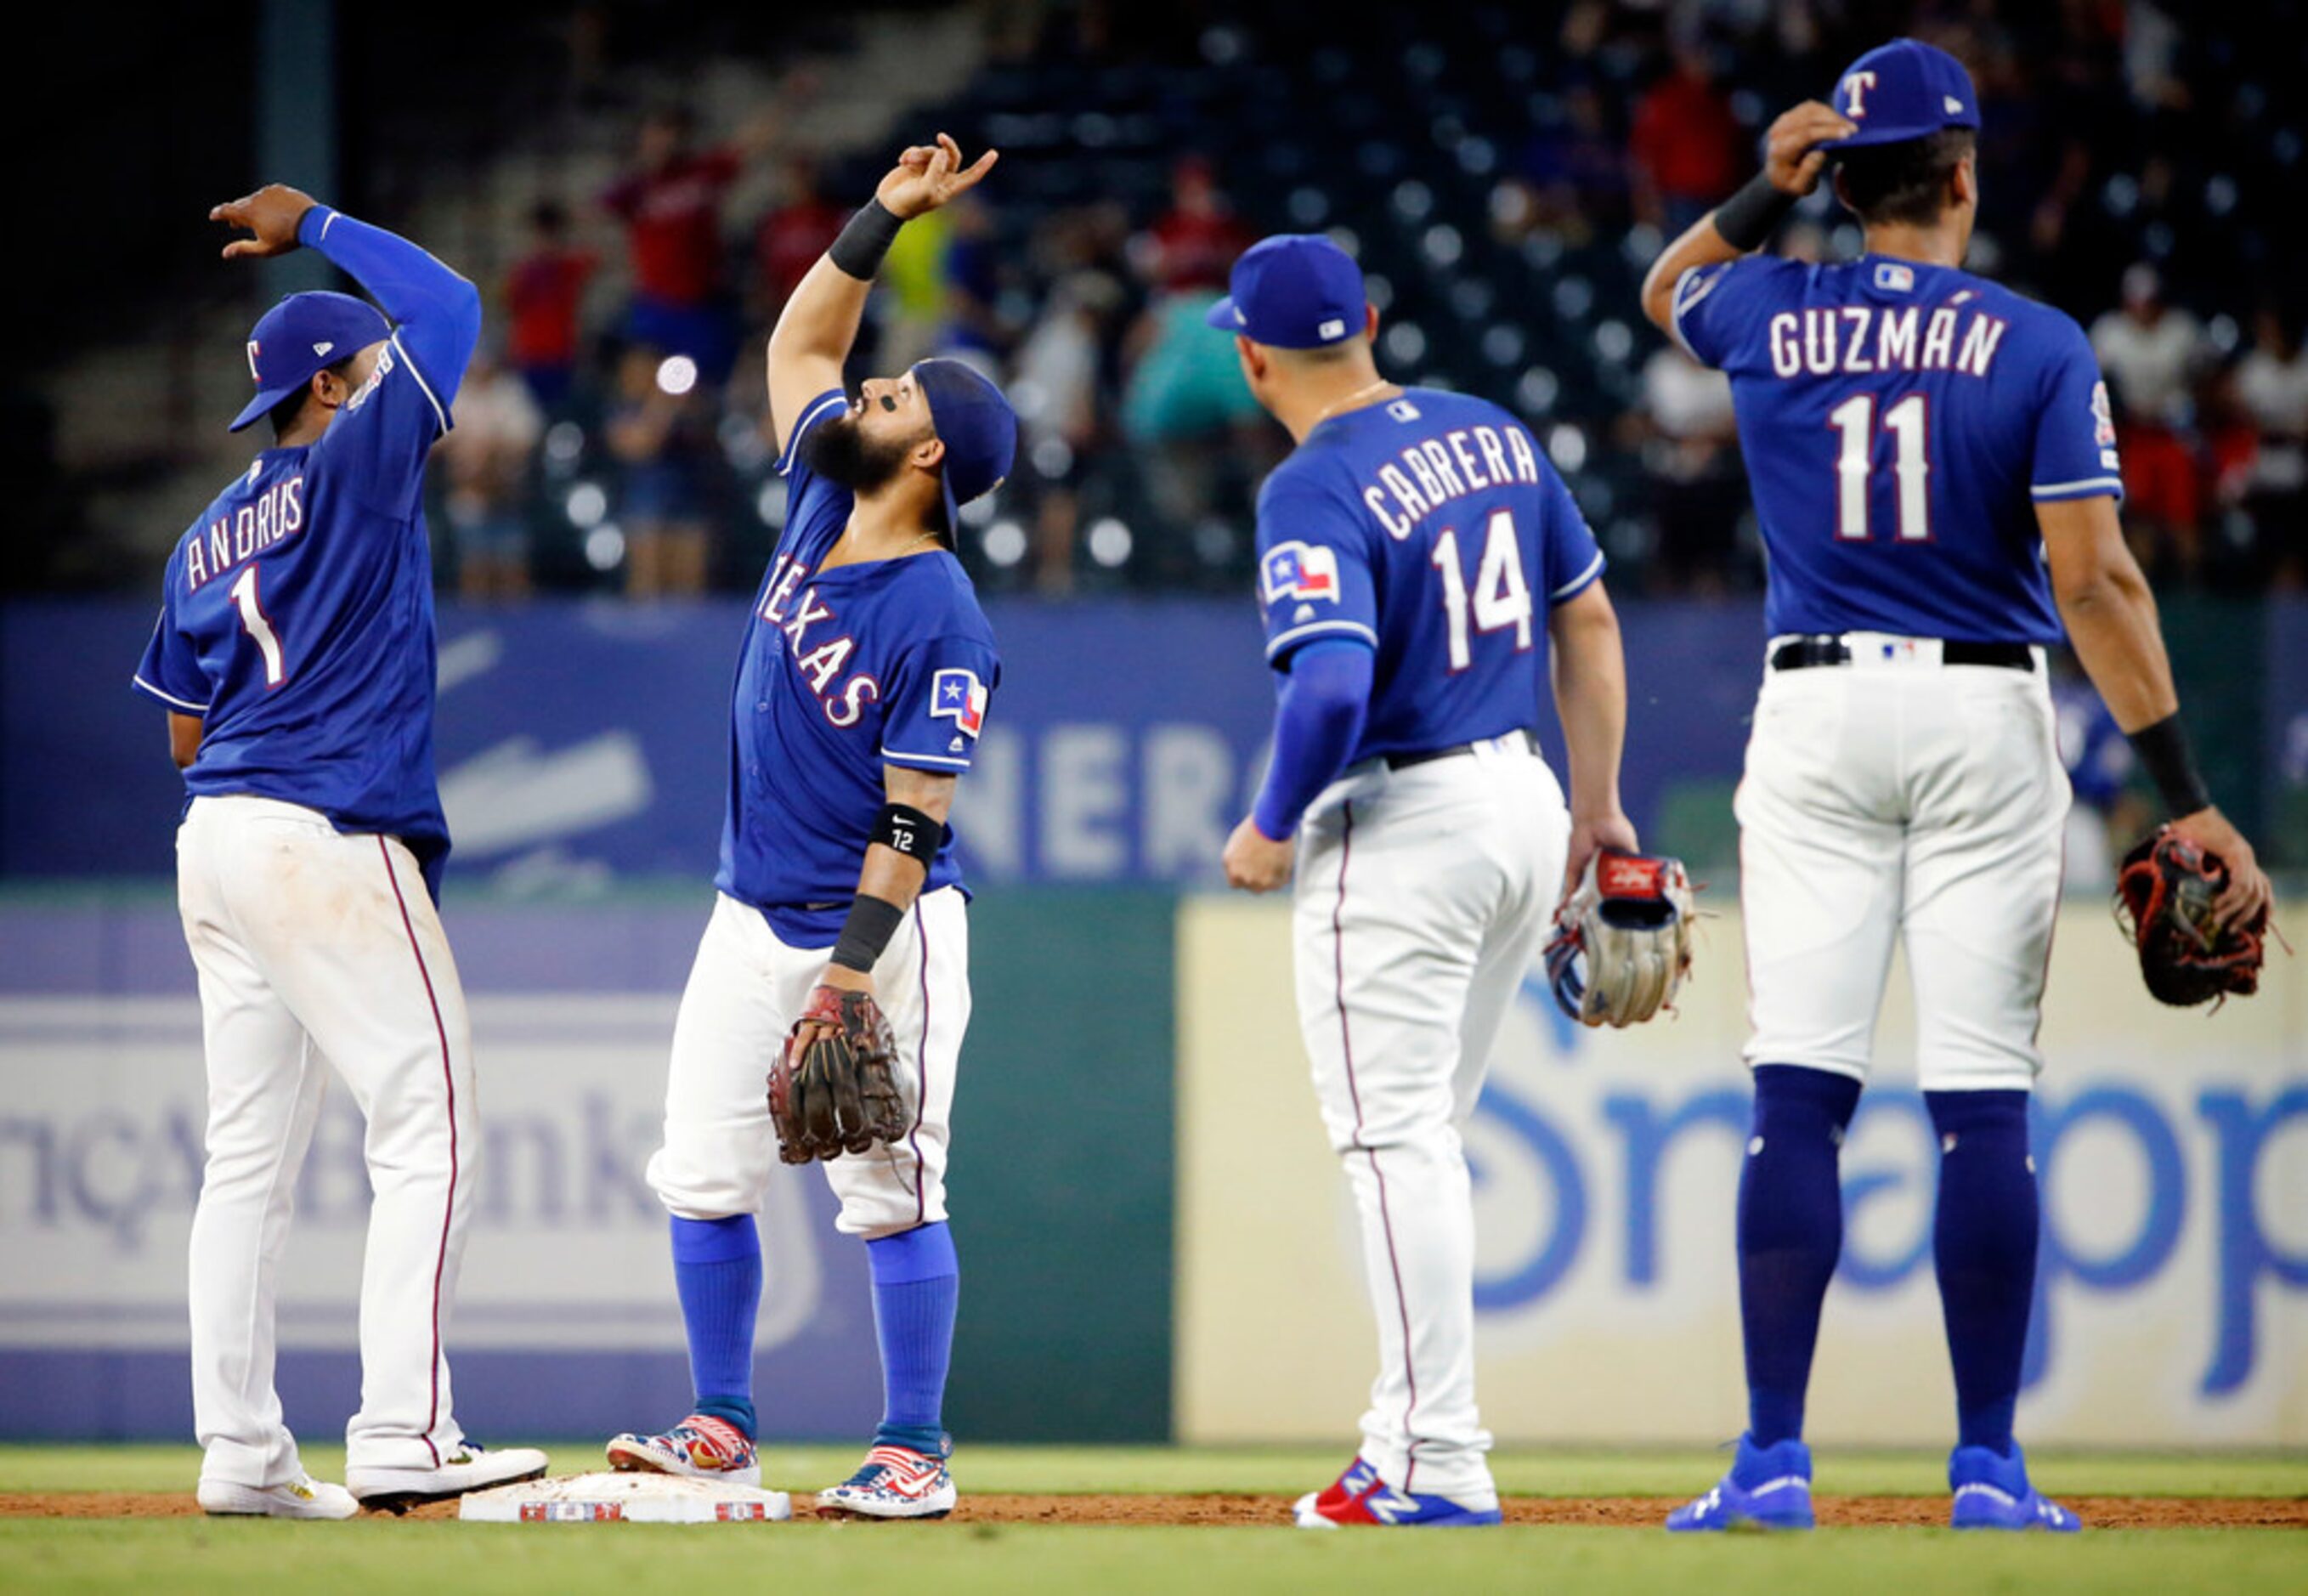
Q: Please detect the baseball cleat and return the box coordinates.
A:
[1293,1457,1502,1527]
[346,1442,550,1513]
[605,1413,761,1487]
[816,1436,956,1520]
[196,1474,359,1520]
[1949,1444,2080,1531]
[1666,1435,1815,1531]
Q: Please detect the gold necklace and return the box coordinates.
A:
[1311,377,1398,428]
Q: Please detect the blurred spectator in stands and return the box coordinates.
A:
[1626,342,1742,595]
[1140,157,1252,294]
[607,345,714,599]
[879,206,955,375]
[1122,161,1264,534]
[438,349,545,603]
[1503,84,1626,246]
[1013,271,1123,595]
[2092,263,2209,566]
[503,201,597,412]
[753,156,845,330]
[603,105,746,388]
[2234,305,2308,586]
[939,196,1013,360]
[1629,45,1742,233]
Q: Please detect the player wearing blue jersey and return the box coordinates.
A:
[1638,41,2271,1532]
[135,184,548,1516]
[606,136,1012,1520]
[1210,235,1640,1527]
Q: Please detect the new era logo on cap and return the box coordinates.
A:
[313,341,335,357]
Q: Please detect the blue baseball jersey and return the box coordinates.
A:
[1253,387,1604,761]
[1671,252,2123,644]
[135,325,464,892]
[718,389,1001,943]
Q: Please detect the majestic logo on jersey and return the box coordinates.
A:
[931,668,987,737]
[1263,540,1340,605]
[1841,70,1878,117]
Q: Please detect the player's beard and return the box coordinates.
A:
[800,410,916,495]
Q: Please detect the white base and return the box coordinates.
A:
[458,1471,794,1524]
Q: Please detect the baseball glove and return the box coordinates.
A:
[769,984,909,1163]
[1545,849,1696,1027]
[2113,828,2267,1008]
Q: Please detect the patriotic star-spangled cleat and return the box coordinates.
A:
[1666,1435,1815,1531]
[604,1413,761,1488]
[1949,1443,2081,1531]
[816,1437,957,1520]
[1292,1457,1502,1527]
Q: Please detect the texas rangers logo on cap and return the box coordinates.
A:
[1262,540,1340,605]
[931,668,987,737]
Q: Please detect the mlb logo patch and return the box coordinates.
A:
[931,668,987,737]
[1262,540,1340,606]
[1874,262,1915,293]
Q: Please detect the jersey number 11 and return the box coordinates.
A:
[1829,393,1932,542]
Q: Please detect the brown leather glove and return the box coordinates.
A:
[2114,828,2267,1009]
[769,984,908,1163]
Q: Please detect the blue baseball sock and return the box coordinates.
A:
[866,1222,959,1455]
[1738,1065,1864,1449]
[1926,1090,2038,1457]
[670,1214,761,1439]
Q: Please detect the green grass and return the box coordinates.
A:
[2,1446,2301,1596]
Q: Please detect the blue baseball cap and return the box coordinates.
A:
[914,358,1018,533]
[230,290,393,432]
[1824,38,1981,150]
[1203,234,1367,350]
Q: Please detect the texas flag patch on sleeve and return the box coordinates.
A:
[1262,540,1340,607]
[931,668,987,737]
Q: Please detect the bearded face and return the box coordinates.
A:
[799,407,923,495]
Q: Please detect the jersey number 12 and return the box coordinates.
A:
[229,566,288,688]
[1432,507,1533,671]
[1828,393,1932,542]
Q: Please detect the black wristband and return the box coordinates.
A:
[829,199,903,280]
[873,801,943,869]
[2127,712,2213,818]
[829,892,906,973]
[1712,173,1799,252]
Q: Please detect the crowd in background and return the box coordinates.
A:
[414,0,2306,603]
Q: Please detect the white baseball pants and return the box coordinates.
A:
[1292,736,1570,1505]
[1737,642,2070,1090]
[176,795,476,1487]
[647,888,970,1240]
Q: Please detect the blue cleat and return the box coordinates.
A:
[1666,1435,1815,1531]
[1949,1444,2080,1531]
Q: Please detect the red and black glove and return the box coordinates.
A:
[2114,828,2267,1008]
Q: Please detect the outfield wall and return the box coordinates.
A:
[0,888,2298,1447]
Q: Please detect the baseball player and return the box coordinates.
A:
[605,134,1012,1520]
[1638,40,2272,1531]
[135,185,550,1516]
[1213,235,1640,1527]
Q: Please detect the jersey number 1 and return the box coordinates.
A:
[1828,393,1931,541]
[1432,507,1533,671]
[229,566,288,688]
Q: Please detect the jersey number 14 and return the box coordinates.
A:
[1829,393,1932,541]
[1432,507,1533,671]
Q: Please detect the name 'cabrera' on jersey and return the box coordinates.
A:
[720,388,1001,944]
[1672,253,2124,644]
[1255,387,1604,761]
